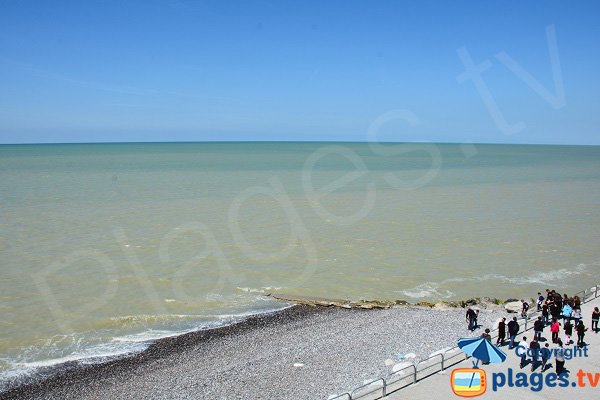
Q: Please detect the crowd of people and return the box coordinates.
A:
[465,289,600,374]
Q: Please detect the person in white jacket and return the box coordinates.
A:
[517,336,529,369]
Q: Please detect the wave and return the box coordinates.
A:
[399,263,591,299]
[0,304,291,393]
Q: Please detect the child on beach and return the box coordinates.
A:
[592,307,600,333]
[550,319,560,344]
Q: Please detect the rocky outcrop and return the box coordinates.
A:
[266,293,508,311]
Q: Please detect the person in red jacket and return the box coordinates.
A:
[550,319,560,344]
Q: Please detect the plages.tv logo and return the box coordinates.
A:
[451,368,487,397]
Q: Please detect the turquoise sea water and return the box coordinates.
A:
[1,142,599,386]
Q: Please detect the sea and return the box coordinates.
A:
[1,142,599,388]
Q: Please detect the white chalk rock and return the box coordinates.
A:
[504,301,522,313]
[404,353,417,359]
[293,363,304,368]
[384,359,395,367]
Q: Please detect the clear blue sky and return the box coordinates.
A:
[1,1,599,144]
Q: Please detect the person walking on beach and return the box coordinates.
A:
[508,317,520,349]
[466,307,477,331]
[521,299,529,318]
[529,337,540,372]
[550,319,560,344]
[497,317,506,346]
[564,320,573,345]
[576,321,587,347]
[518,336,528,369]
[541,343,551,372]
[592,307,600,333]
[533,316,544,341]
[555,339,566,375]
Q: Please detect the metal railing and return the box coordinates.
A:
[327,283,600,400]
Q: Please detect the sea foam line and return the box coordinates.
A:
[399,263,590,299]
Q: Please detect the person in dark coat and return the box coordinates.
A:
[529,338,541,372]
[466,307,477,331]
[541,343,551,372]
[507,317,520,349]
[576,321,587,347]
[497,317,507,346]
[564,320,573,345]
[534,316,544,341]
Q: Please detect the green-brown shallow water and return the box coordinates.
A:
[1,142,599,384]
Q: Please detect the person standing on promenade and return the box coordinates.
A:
[518,336,529,369]
[497,317,506,346]
[533,316,544,341]
[576,321,587,347]
[550,300,560,321]
[541,343,551,372]
[536,292,544,311]
[592,307,600,333]
[555,339,566,375]
[550,318,560,344]
[466,307,477,331]
[529,337,540,372]
[508,317,520,349]
[562,302,572,325]
[521,299,529,318]
[573,295,581,308]
[572,307,582,327]
[542,301,550,325]
[564,320,573,345]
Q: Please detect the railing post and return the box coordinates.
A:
[382,379,387,397]
[596,285,598,299]
[441,353,445,370]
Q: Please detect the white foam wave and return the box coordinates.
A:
[236,286,284,294]
[398,283,455,299]
[399,263,590,299]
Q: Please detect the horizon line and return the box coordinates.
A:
[1,140,599,147]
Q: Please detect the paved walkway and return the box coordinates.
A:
[386,295,600,400]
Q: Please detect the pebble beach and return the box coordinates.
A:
[2,303,505,400]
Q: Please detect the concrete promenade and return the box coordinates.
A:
[386,294,600,400]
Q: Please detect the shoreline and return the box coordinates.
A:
[1,300,506,400]
[0,304,317,399]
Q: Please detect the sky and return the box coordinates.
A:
[0,0,599,145]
